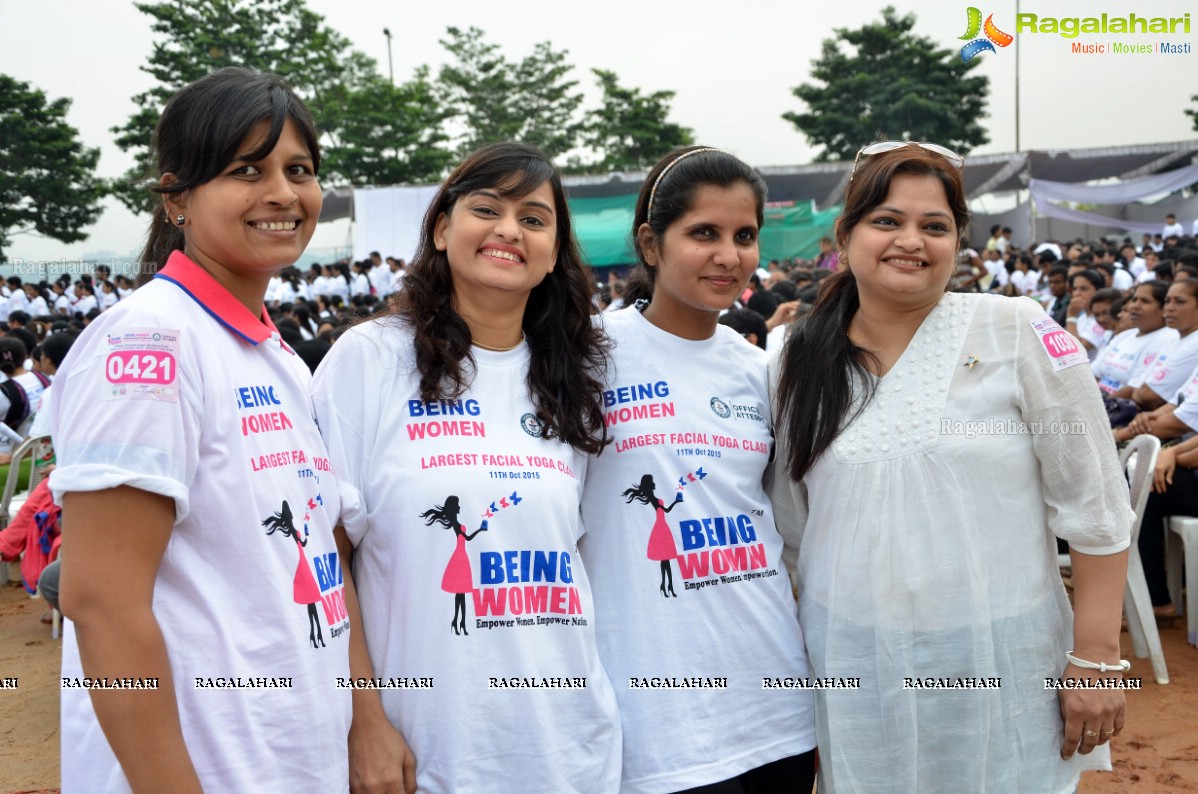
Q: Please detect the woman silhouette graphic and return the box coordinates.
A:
[263,500,325,648]
[421,496,489,635]
[623,475,683,597]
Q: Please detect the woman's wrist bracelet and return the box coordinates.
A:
[1065,651,1131,673]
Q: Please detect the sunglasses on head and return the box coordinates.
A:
[850,141,965,182]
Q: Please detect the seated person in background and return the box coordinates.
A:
[1100,281,1175,400]
[0,478,60,598]
[1065,270,1110,360]
[718,307,769,350]
[1126,280,1198,411]
[1138,424,1198,616]
[1044,265,1071,325]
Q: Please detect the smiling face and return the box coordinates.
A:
[639,183,760,338]
[842,173,958,310]
[168,118,321,292]
[1127,284,1165,334]
[433,180,558,307]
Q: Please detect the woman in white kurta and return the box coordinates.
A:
[770,142,1133,794]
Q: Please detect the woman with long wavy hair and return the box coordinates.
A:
[311,142,620,794]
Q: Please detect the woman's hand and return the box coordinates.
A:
[1153,446,1177,494]
[349,711,418,794]
[766,301,799,330]
[1126,410,1157,437]
[1057,663,1125,759]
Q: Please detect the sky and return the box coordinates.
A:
[1,0,1195,269]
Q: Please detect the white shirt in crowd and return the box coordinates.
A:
[1091,326,1176,394]
[1128,329,1198,401]
[72,294,97,316]
[1163,221,1185,238]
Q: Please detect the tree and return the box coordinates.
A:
[783,6,989,161]
[578,70,694,173]
[320,67,455,186]
[1186,95,1198,131]
[437,27,584,160]
[111,0,376,213]
[0,75,104,263]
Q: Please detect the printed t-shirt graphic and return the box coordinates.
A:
[310,319,621,794]
[49,251,350,794]
[579,308,815,794]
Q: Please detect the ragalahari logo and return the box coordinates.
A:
[959,7,1014,62]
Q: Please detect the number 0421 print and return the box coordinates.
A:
[102,327,181,402]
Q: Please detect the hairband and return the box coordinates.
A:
[646,147,719,224]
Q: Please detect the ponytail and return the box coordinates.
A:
[137,204,185,287]
[776,270,878,481]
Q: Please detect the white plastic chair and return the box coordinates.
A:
[1166,517,1198,646]
[1059,434,1168,684]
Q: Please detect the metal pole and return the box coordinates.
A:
[383,28,394,85]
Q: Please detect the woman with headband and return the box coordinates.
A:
[771,141,1132,793]
[580,146,817,793]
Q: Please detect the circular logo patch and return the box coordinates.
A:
[520,412,545,437]
[709,397,731,418]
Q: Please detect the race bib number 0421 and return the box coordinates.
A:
[103,328,181,402]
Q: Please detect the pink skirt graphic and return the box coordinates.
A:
[441,530,474,593]
[646,505,678,561]
[293,539,322,605]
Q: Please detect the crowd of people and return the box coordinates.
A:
[1,66,1173,794]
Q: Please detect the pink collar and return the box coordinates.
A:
[154,251,281,347]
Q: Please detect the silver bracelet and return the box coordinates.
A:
[1065,651,1131,673]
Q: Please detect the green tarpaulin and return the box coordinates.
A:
[568,194,840,266]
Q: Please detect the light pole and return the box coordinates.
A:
[383,28,394,85]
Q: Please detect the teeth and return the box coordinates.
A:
[886,258,926,267]
[482,249,522,262]
[252,221,297,231]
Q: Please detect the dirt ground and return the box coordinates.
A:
[1,581,1195,793]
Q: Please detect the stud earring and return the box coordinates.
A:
[175,214,186,227]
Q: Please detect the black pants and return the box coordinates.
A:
[672,750,817,794]
[1140,465,1198,606]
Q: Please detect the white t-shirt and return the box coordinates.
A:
[1009,269,1039,296]
[52,294,72,316]
[581,308,815,793]
[1112,267,1134,291]
[49,251,351,793]
[769,293,1131,793]
[350,272,371,298]
[367,263,391,296]
[1091,327,1171,394]
[1163,222,1185,238]
[1073,312,1109,360]
[27,295,50,317]
[310,318,622,794]
[1130,330,1198,400]
[1105,326,1177,393]
[72,294,97,316]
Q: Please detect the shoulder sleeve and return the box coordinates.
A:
[1010,298,1133,554]
[310,322,392,546]
[48,309,202,521]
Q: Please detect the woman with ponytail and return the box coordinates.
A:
[771,142,1133,793]
[580,146,816,793]
[49,67,349,792]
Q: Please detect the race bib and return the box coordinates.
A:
[103,328,181,402]
[1029,317,1087,371]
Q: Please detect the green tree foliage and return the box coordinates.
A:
[321,67,455,186]
[437,27,584,160]
[783,6,990,161]
[579,69,694,172]
[0,75,103,263]
[1186,95,1198,132]
[111,0,384,212]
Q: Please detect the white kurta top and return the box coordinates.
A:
[770,292,1132,794]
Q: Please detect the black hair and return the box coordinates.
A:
[1134,279,1170,309]
[718,307,769,350]
[40,332,77,369]
[1090,288,1122,308]
[0,336,27,375]
[137,67,320,284]
[1047,264,1069,279]
[7,311,29,327]
[770,279,799,302]
[623,147,767,307]
[1069,270,1104,291]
